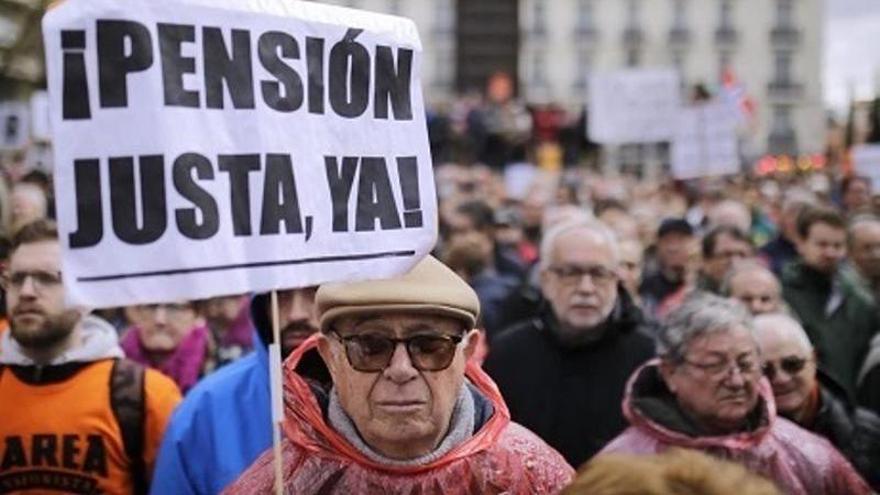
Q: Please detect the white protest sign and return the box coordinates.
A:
[0,101,30,150]
[588,68,680,144]
[671,101,739,179]
[853,144,880,191]
[44,0,436,308]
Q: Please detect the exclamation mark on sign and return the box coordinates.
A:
[397,157,422,228]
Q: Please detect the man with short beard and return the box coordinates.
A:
[484,219,655,467]
[782,206,880,401]
[150,287,326,494]
[0,220,181,494]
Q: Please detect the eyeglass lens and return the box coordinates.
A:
[341,334,460,372]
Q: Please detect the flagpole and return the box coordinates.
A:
[270,290,284,495]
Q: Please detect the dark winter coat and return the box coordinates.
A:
[782,261,880,398]
[483,287,655,468]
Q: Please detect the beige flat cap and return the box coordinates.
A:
[317,255,480,331]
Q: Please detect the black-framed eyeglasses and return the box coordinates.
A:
[330,331,465,372]
[0,270,62,293]
[762,356,809,380]
[548,264,617,286]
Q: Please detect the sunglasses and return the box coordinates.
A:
[762,356,809,380]
[330,331,465,372]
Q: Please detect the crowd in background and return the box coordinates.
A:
[2,79,880,494]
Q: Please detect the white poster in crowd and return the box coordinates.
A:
[44,0,436,308]
[30,91,52,142]
[671,101,739,180]
[588,68,680,144]
[853,144,880,191]
[0,101,30,150]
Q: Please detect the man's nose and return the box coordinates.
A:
[153,307,168,325]
[383,342,418,383]
[286,292,311,322]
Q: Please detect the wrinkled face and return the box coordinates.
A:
[843,180,871,212]
[6,241,80,350]
[275,288,319,356]
[129,302,198,352]
[754,326,816,418]
[202,295,246,327]
[799,223,846,274]
[850,222,880,279]
[703,234,753,285]
[541,229,619,339]
[657,233,693,280]
[661,326,761,434]
[11,184,48,229]
[728,271,782,315]
[617,241,643,297]
[318,313,477,460]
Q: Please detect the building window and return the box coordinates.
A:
[774,51,792,83]
[719,50,732,77]
[719,0,734,28]
[575,0,595,32]
[432,0,454,35]
[672,50,686,75]
[573,51,592,91]
[532,0,548,37]
[626,49,641,67]
[672,0,687,29]
[433,50,453,89]
[627,0,641,25]
[387,0,401,15]
[773,107,790,129]
[532,51,547,87]
[777,0,794,27]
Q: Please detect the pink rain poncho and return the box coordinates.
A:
[224,336,573,494]
[601,360,871,495]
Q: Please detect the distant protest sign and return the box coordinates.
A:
[588,68,680,144]
[43,0,436,308]
[0,101,30,150]
[671,101,739,180]
[853,144,880,191]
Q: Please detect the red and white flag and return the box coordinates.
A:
[721,67,756,125]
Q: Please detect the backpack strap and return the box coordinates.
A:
[110,358,147,495]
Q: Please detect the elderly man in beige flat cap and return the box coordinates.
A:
[226,256,573,494]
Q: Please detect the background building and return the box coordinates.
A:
[322,0,824,158]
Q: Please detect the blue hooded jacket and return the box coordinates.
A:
[149,329,272,495]
[151,291,316,494]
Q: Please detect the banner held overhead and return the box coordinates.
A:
[43,0,436,308]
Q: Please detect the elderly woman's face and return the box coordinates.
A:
[318,313,477,460]
[130,302,199,352]
[661,325,761,434]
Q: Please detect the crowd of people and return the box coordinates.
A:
[1,87,880,494]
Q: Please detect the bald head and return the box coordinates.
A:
[724,262,782,315]
[753,313,817,420]
[753,313,812,354]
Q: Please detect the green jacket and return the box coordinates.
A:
[782,261,879,399]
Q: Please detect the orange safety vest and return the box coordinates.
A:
[0,359,180,494]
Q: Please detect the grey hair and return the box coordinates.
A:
[719,260,780,297]
[539,218,620,271]
[657,292,755,363]
[752,312,813,353]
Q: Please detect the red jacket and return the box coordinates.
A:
[225,335,573,494]
[601,360,871,495]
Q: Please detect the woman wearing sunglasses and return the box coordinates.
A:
[754,313,880,490]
